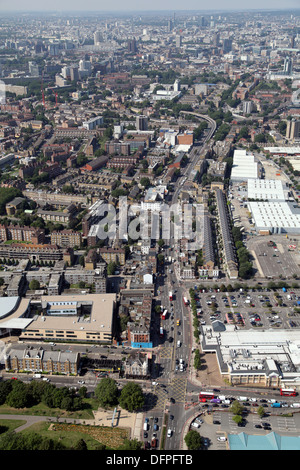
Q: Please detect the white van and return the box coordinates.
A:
[143,422,148,431]
[191,422,200,428]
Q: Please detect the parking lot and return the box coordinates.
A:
[247,236,300,279]
[188,401,300,450]
[195,288,300,331]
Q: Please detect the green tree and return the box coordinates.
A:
[119,382,144,412]
[140,177,151,188]
[118,438,143,450]
[94,378,118,408]
[107,261,117,275]
[6,381,33,408]
[29,279,40,290]
[257,405,266,418]
[194,349,202,370]
[73,438,88,450]
[232,414,243,425]
[184,430,202,450]
[230,400,244,415]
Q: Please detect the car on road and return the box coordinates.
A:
[167,429,172,437]
[217,436,227,442]
[78,380,85,384]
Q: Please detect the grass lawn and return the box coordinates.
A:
[0,397,99,420]
[0,419,27,433]
[19,420,130,450]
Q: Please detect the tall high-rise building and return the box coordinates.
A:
[127,38,137,53]
[223,39,232,53]
[286,119,300,141]
[136,115,148,131]
[29,61,39,77]
[283,57,293,75]
[175,35,182,48]
[70,66,79,82]
[243,101,253,114]
[213,32,220,47]
[94,31,102,45]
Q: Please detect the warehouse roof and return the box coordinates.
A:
[228,432,300,450]
[248,201,300,230]
[231,150,259,181]
[247,178,289,201]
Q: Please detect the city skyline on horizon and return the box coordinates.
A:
[0,0,300,13]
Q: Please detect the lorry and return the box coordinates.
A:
[219,396,231,404]
[291,403,300,408]
[238,396,248,401]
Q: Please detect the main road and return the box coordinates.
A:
[157,112,217,449]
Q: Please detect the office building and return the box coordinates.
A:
[127,38,137,53]
[223,38,232,53]
[286,119,300,141]
[175,35,182,48]
[19,294,117,344]
[136,115,148,131]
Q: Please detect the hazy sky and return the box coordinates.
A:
[0,0,299,12]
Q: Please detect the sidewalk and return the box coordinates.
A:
[92,408,143,440]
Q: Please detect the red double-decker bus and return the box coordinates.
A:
[280,388,297,397]
[161,309,167,320]
[199,391,215,402]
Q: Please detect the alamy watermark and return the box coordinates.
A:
[0,81,5,105]
[91,197,205,251]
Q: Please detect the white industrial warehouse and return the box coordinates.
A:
[247,178,290,201]
[230,150,259,181]
[247,201,300,234]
